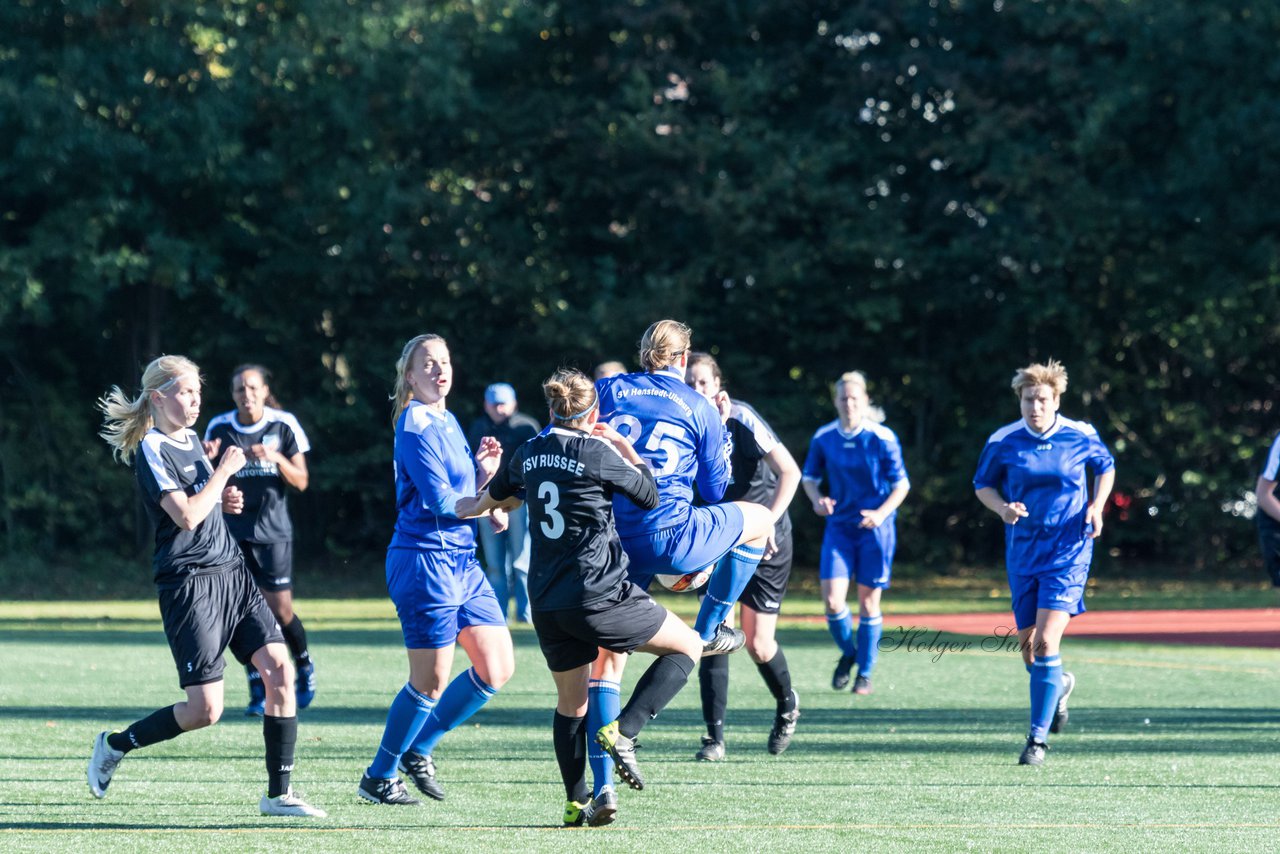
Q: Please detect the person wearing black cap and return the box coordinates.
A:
[467,382,541,622]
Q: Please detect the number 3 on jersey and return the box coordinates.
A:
[608,416,687,476]
[538,481,565,539]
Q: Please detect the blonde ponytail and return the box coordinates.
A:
[99,355,201,463]
[638,319,692,372]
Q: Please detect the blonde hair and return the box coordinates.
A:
[638,319,692,372]
[390,333,447,423]
[543,368,598,426]
[1011,359,1068,397]
[99,355,201,463]
[834,371,868,397]
[833,371,886,423]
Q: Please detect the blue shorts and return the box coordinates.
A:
[620,503,745,590]
[1008,563,1089,630]
[818,523,895,588]
[386,547,507,649]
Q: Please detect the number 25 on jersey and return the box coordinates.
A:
[609,416,686,476]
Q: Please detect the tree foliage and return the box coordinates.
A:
[2,0,1277,574]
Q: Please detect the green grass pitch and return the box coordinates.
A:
[2,597,1278,852]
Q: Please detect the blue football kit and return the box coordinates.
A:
[804,418,909,682]
[596,368,742,584]
[973,413,1115,745]
[973,415,1115,627]
[587,365,763,793]
[366,399,505,786]
[803,419,909,587]
[1255,433,1280,586]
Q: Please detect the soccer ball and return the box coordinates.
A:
[653,567,712,593]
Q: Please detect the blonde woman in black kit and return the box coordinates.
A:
[457,368,704,828]
[91,355,325,817]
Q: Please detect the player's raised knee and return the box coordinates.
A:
[185,698,223,729]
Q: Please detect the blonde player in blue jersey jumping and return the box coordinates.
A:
[973,359,1114,766]
[803,371,910,696]
[585,320,776,818]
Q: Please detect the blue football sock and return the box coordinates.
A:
[587,679,620,796]
[1028,655,1063,741]
[409,668,498,757]
[367,683,436,779]
[825,608,858,656]
[695,544,766,640]
[856,613,883,678]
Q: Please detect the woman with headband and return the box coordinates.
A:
[457,368,704,827]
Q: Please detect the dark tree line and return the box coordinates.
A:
[2,0,1278,578]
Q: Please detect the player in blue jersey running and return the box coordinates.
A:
[358,334,516,806]
[204,365,317,716]
[1253,431,1280,587]
[973,359,1115,766]
[91,355,326,817]
[803,371,910,696]
[585,320,776,805]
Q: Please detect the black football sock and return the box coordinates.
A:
[109,705,184,753]
[756,648,796,713]
[281,616,310,666]
[552,711,589,801]
[617,653,696,739]
[699,654,729,742]
[263,714,297,797]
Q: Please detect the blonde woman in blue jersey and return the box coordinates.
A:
[358,334,515,806]
[802,372,910,696]
[585,320,776,808]
[974,360,1115,766]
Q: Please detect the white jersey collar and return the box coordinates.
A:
[409,399,448,421]
[147,427,195,449]
[837,420,867,439]
[1022,416,1063,440]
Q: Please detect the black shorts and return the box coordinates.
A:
[532,582,668,673]
[159,564,284,688]
[1260,521,1280,587]
[739,549,794,615]
[241,540,293,592]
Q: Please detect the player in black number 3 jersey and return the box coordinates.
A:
[457,369,704,828]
